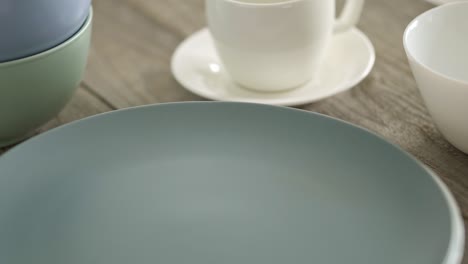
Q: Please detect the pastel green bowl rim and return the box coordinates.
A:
[0,6,93,68]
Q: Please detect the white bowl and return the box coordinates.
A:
[404,2,468,154]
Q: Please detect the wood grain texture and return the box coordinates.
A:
[83,0,205,108]
[2,0,468,260]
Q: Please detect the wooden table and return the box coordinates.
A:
[2,0,468,260]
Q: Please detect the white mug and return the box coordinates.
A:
[206,0,365,92]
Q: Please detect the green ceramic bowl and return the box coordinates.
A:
[0,7,93,147]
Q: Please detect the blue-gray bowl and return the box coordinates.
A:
[0,0,91,62]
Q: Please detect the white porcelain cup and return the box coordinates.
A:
[404,2,468,154]
[206,0,364,92]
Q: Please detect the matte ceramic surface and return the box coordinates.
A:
[404,2,468,153]
[0,0,91,62]
[206,0,364,91]
[0,8,93,148]
[0,102,463,264]
[171,28,375,106]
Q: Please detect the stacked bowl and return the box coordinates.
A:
[0,0,93,147]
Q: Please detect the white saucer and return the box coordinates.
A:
[171,28,375,106]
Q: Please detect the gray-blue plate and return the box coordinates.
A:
[0,102,463,264]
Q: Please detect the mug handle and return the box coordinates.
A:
[334,0,365,33]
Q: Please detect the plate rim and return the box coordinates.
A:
[0,101,463,263]
[425,0,460,5]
